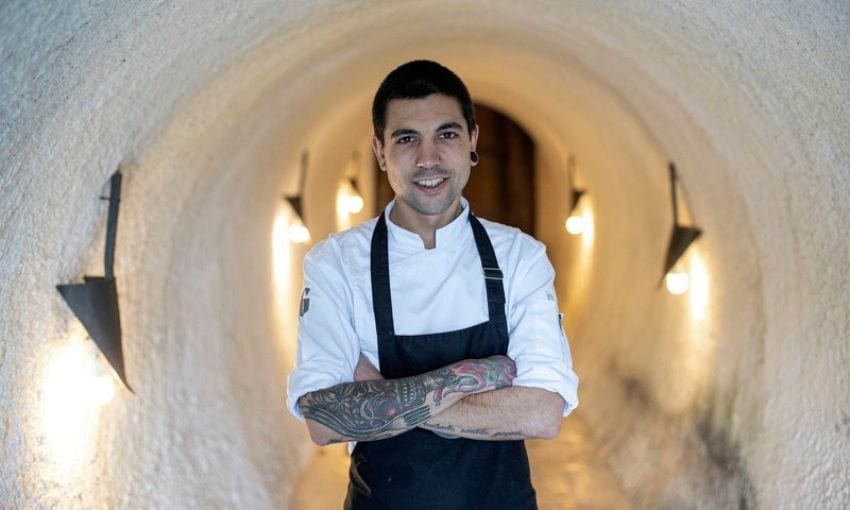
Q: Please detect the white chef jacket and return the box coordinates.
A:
[287,198,579,419]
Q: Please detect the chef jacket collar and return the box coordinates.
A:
[384,197,471,251]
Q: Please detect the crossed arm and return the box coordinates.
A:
[298,355,564,445]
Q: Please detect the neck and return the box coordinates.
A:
[389,199,463,249]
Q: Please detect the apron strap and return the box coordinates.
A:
[468,214,507,328]
[370,213,395,342]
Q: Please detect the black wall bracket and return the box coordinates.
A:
[661,162,702,280]
[283,150,309,223]
[567,154,586,215]
[57,170,132,392]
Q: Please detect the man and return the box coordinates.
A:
[287,60,579,510]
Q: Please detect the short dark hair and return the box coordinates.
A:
[372,60,476,141]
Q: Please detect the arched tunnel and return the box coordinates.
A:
[1,2,848,508]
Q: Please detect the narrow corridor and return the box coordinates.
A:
[2,2,848,508]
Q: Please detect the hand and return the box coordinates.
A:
[471,355,516,392]
[354,354,384,382]
[437,355,516,401]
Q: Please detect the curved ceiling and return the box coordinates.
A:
[1,1,847,508]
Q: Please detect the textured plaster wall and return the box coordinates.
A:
[1,1,848,508]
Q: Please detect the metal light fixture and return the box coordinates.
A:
[56,170,132,392]
[662,162,702,295]
[344,177,365,214]
[284,151,311,243]
[564,155,588,235]
[341,151,365,215]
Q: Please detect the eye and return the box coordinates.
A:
[439,131,459,140]
[396,135,415,145]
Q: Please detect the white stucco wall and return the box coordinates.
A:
[1,1,847,508]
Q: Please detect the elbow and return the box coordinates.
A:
[535,415,562,440]
[304,420,335,446]
[309,431,332,447]
[532,394,565,440]
[299,395,336,446]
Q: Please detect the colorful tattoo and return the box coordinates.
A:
[300,357,514,441]
[433,357,515,403]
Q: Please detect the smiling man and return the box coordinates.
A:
[287,60,579,510]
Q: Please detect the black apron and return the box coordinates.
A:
[344,212,537,510]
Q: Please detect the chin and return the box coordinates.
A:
[413,197,459,217]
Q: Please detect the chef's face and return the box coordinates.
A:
[372,94,478,225]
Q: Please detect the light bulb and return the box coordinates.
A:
[565,215,587,235]
[665,270,690,295]
[288,221,311,243]
[344,194,364,214]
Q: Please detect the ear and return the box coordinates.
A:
[470,124,480,166]
[371,136,387,172]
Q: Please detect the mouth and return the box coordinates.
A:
[413,176,449,193]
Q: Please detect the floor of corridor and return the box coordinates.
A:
[291,413,632,509]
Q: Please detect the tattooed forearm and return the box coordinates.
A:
[300,376,430,440]
[299,356,515,443]
[424,422,456,433]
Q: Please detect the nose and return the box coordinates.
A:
[415,139,440,170]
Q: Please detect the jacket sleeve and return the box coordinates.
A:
[504,235,579,416]
[286,238,360,420]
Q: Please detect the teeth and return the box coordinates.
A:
[416,178,445,188]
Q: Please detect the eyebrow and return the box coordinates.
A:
[390,128,418,139]
[436,122,464,132]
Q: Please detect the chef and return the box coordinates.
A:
[287,60,579,510]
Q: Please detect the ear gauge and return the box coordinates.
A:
[470,151,479,164]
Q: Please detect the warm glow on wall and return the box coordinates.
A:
[563,194,595,312]
[40,331,116,478]
[271,209,300,364]
[581,208,595,249]
[688,250,709,321]
[273,211,292,291]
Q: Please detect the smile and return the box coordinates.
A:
[414,177,447,188]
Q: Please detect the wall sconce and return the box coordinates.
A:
[662,162,702,295]
[564,155,589,235]
[283,151,311,243]
[56,169,132,392]
[343,177,365,214]
[341,151,365,214]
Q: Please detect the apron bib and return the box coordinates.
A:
[344,213,537,510]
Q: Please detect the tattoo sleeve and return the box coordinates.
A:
[299,356,515,443]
